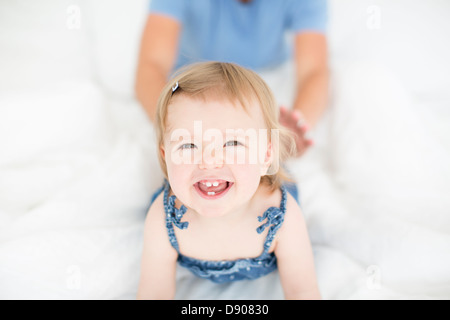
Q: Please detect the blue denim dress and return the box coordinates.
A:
[150,181,290,284]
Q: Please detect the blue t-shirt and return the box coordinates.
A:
[149,0,327,71]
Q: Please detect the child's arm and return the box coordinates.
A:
[275,194,321,300]
[137,193,178,300]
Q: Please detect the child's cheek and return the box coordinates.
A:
[166,163,194,201]
[167,159,191,179]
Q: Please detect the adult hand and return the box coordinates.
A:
[279,106,314,157]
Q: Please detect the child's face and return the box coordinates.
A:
[161,95,273,218]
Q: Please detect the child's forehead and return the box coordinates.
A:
[167,93,262,119]
[165,94,267,132]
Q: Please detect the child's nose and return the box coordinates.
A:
[199,145,224,170]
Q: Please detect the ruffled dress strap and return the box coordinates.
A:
[256,185,287,255]
[162,181,189,253]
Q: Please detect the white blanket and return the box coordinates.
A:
[1,0,449,300]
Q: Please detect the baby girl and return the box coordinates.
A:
[137,62,320,300]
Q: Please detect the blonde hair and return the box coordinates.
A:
[155,61,296,191]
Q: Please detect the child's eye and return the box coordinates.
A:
[224,140,243,147]
[179,143,197,150]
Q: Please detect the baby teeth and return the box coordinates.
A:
[207,192,216,196]
[203,181,220,187]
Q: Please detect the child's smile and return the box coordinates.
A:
[194,179,234,199]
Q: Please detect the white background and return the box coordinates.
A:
[0,0,449,299]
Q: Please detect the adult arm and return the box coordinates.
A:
[293,32,329,129]
[135,14,181,123]
[279,33,329,156]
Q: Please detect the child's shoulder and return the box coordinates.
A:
[256,183,304,249]
[143,188,178,259]
[261,183,304,224]
[278,188,305,238]
[283,191,303,220]
[145,190,166,228]
[254,183,302,227]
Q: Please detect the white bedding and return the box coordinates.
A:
[1,0,449,300]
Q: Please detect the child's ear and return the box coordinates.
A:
[260,142,273,176]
